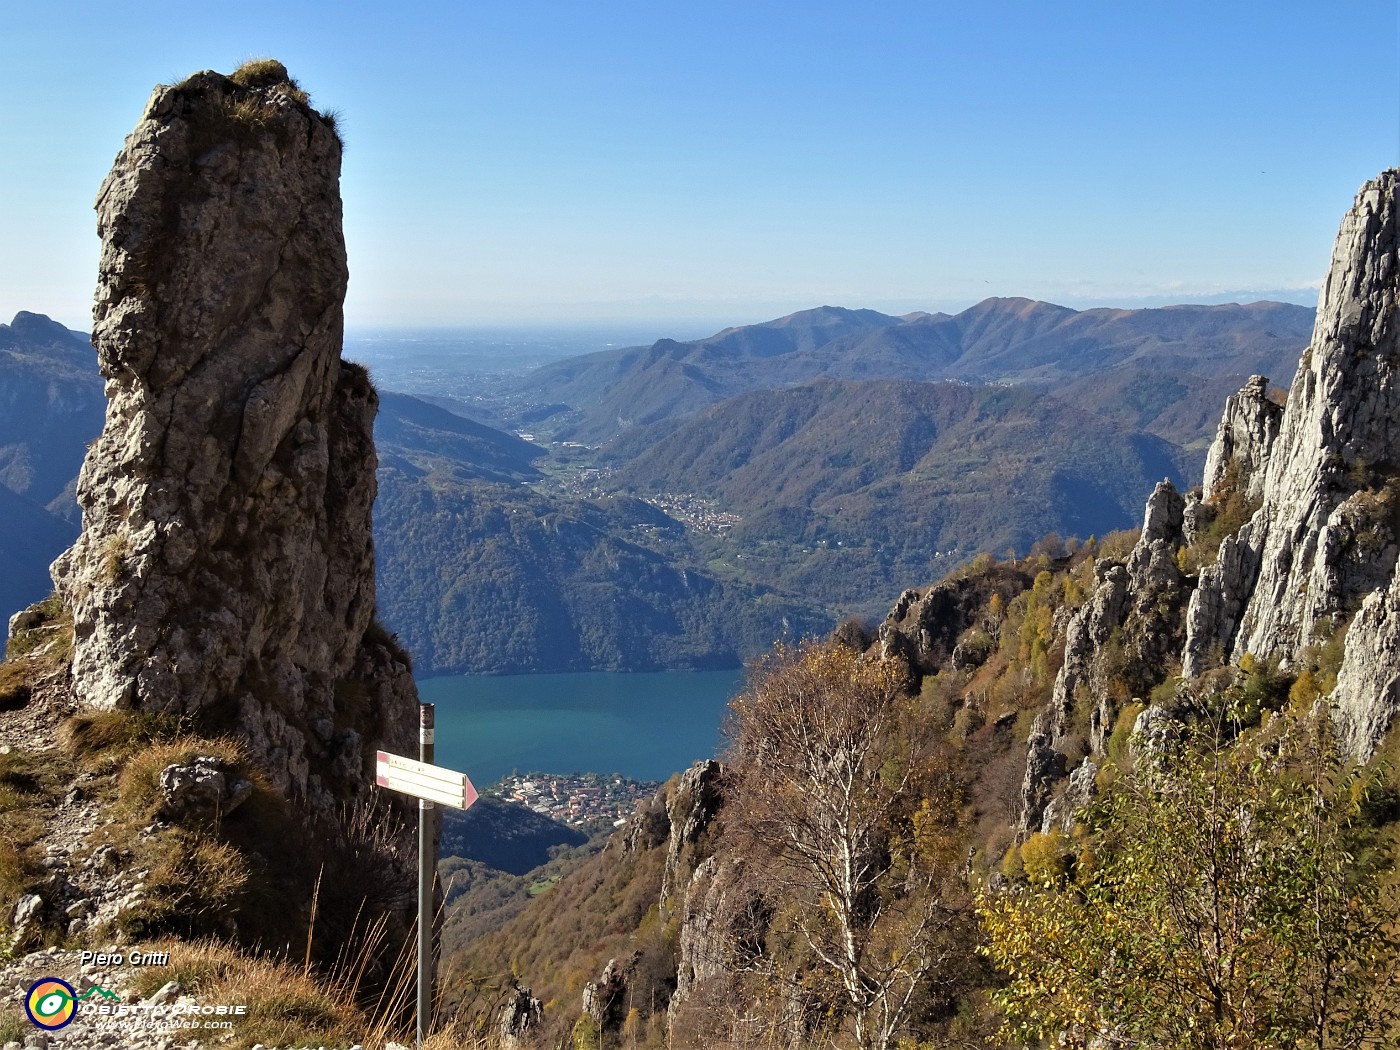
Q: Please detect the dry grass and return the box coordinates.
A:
[230,58,291,87]
[230,57,311,105]
[0,661,31,710]
[0,836,31,931]
[119,831,251,941]
[0,746,74,947]
[3,594,72,663]
[61,719,286,944]
[62,708,190,774]
[98,530,132,583]
[0,1007,27,1042]
[127,939,360,1048]
[117,928,489,1050]
[1,593,74,710]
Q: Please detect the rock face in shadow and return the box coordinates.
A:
[51,64,416,813]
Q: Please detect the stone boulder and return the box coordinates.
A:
[157,756,253,822]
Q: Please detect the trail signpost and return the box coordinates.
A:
[375,704,478,1049]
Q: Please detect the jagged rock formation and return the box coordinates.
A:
[1015,169,1400,824]
[1232,175,1398,663]
[583,954,639,1031]
[595,761,737,1030]
[499,984,544,1050]
[659,759,725,913]
[1183,172,1400,755]
[1018,481,1190,835]
[50,63,416,811]
[878,567,1033,675]
[1199,375,1284,504]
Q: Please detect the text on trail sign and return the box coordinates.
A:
[375,750,478,810]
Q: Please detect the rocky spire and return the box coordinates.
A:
[1179,170,1400,754]
[52,62,416,809]
[1229,171,1400,668]
[1018,480,1190,836]
[1199,374,1284,504]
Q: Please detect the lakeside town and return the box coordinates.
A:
[488,771,662,828]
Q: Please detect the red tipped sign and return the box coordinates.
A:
[375,750,478,810]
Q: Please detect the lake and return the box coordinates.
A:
[417,669,747,787]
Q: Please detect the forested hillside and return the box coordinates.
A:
[0,300,1312,675]
[511,298,1311,446]
[435,170,1400,1050]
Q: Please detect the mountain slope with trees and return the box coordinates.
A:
[512,298,1312,446]
[439,173,1400,1049]
[0,312,105,616]
[0,302,1310,674]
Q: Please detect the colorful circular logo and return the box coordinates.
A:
[25,978,77,1030]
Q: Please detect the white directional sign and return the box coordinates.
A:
[375,750,478,810]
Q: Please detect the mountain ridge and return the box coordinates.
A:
[513,297,1313,445]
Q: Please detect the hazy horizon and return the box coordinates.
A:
[15,286,1322,343]
[3,2,1393,333]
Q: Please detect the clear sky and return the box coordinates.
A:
[3,1,1397,332]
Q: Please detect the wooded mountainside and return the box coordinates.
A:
[0,298,1312,675]
[436,172,1400,1049]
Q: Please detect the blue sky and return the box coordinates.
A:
[3,2,1396,331]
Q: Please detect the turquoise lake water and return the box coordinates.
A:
[417,669,746,787]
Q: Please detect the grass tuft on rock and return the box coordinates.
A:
[230,58,293,89]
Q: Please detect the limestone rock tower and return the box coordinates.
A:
[53,62,417,815]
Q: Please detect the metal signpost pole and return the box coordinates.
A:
[417,702,434,1050]
[373,721,474,1049]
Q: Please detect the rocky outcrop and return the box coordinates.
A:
[660,760,725,914]
[1177,172,1400,755]
[1179,374,1281,654]
[157,756,253,822]
[50,63,415,811]
[583,955,638,1031]
[1182,524,1264,679]
[1229,173,1400,668]
[499,984,544,1050]
[668,854,768,1026]
[878,568,1031,675]
[1017,481,1190,835]
[1040,758,1098,834]
[1200,375,1284,504]
[1333,569,1400,756]
[618,760,727,913]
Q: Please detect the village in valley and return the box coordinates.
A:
[489,771,661,828]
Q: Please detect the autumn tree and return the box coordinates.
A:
[978,710,1400,1049]
[725,641,975,1050]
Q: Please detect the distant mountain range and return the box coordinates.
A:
[510,299,1312,448]
[0,299,1313,672]
[0,313,105,620]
